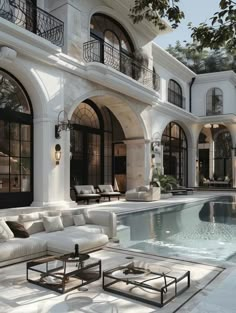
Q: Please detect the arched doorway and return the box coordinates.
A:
[161,122,188,186]
[70,99,125,189]
[198,124,232,187]
[0,69,33,209]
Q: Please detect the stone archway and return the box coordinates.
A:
[68,92,149,193]
[198,124,233,188]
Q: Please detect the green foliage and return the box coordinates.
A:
[190,0,236,53]
[129,0,236,53]
[166,41,236,73]
[151,169,177,193]
[129,0,184,29]
[158,174,177,193]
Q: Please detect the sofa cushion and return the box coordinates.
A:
[0,220,14,242]
[137,185,149,192]
[6,221,29,238]
[80,189,92,194]
[42,216,64,233]
[18,212,45,235]
[23,221,45,235]
[39,211,61,217]
[42,230,108,254]
[0,237,47,263]
[19,213,40,222]
[73,214,86,226]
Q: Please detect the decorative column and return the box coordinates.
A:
[232,149,236,188]
[31,117,75,208]
[124,139,150,190]
[188,146,198,187]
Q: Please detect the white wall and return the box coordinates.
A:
[192,72,236,116]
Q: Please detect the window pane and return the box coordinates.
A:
[10,175,20,192]
[0,70,31,114]
[21,158,31,174]
[0,156,9,174]
[10,157,20,174]
[10,123,20,140]
[0,121,9,155]
[0,175,9,192]
[21,142,31,157]
[21,175,31,192]
[10,140,20,156]
[21,125,31,141]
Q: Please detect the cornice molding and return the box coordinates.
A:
[194,71,236,85]
[152,42,196,81]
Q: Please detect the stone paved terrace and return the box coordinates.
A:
[1,191,236,312]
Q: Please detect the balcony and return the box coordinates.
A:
[83,39,160,91]
[0,0,64,47]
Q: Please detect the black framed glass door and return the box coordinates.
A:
[71,129,101,186]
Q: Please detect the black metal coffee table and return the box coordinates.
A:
[27,253,101,294]
[103,262,190,307]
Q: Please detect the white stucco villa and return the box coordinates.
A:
[0,0,236,209]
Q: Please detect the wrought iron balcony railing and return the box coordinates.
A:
[83,39,160,91]
[168,88,186,109]
[0,0,64,47]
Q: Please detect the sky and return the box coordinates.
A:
[155,0,221,49]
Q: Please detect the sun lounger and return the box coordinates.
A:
[98,184,121,201]
[74,185,101,204]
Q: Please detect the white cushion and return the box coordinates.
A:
[44,230,108,254]
[19,213,40,222]
[0,220,14,242]
[0,237,47,262]
[137,185,150,192]
[42,216,64,233]
[23,221,45,235]
[73,214,86,226]
[39,211,61,218]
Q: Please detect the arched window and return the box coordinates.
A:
[0,69,33,209]
[89,13,134,76]
[168,79,183,108]
[206,88,223,115]
[161,122,187,185]
[90,14,133,54]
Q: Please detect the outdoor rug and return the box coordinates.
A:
[0,247,224,313]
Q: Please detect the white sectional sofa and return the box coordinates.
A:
[0,208,117,267]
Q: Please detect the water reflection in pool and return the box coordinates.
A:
[117,196,236,262]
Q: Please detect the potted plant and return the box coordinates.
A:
[150,168,177,198]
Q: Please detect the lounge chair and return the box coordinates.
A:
[98,184,121,201]
[171,185,194,195]
[74,185,101,204]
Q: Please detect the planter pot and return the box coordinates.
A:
[160,193,173,199]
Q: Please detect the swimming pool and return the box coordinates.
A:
[117,195,236,262]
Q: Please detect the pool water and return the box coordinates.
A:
[117,196,236,262]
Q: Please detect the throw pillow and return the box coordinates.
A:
[6,221,29,238]
[73,214,86,226]
[0,220,14,242]
[80,189,91,194]
[42,216,64,233]
[138,186,149,192]
[18,213,45,235]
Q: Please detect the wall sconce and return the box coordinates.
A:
[196,159,199,168]
[55,110,73,139]
[55,144,61,165]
